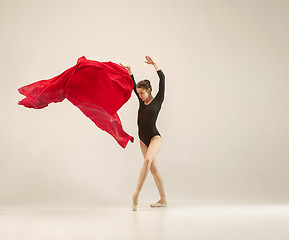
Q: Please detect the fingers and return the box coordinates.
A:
[119,63,129,68]
[145,56,154,64]
[146,56,152,61]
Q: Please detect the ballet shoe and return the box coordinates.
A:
[150,202,167,207]
[132,191,140,211]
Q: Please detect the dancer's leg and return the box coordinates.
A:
[150,160,167,204]
[132,136,162,210]
[139,139,148,160]
[140,139,167,201]
[135,136,162,192]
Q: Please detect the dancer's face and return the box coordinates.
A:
[137,87,151,101]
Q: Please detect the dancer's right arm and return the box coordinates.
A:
[119,63,141,101]
[130,73,142,101]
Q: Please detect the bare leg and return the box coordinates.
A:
[132,136,162,211]
[150,160,167,206]
[139,140,167,202]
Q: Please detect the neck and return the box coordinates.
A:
[145,96,153,104]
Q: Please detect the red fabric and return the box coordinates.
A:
[18,56,134,148]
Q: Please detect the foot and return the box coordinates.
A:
[132,191,140,211]
[150,198,167,207]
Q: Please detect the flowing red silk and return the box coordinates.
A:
[18,56,134,148]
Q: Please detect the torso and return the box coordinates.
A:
[137,96,162,147]
[130,69,165,147]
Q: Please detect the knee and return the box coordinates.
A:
[144,156,153,167]
[150,166,158,175]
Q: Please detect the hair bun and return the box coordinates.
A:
[136,79,152,91]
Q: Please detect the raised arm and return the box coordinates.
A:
[155,69,165,102]
[149,60,165,103]
[119,63,142,102]
[130,73,142,101]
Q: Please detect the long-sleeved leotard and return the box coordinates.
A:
[130,69,165,147]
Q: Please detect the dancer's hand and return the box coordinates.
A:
[144,56,155,65]
[145,56,160,71]
[119,63,132,75]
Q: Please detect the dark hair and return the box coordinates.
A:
[136,79,152,91]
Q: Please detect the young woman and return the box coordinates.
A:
[120,56,167,211]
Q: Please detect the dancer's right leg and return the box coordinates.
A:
[136,140,167,207]
[140,139,167,202]
[132,139,163,211]
[132,140,148,211]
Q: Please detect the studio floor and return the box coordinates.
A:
[0,202,289,240]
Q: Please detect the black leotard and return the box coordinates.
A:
[130,70,165,147]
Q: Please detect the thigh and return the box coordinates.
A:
[139,139,148,158]
[140,139,158,171]
[145,135,162,163]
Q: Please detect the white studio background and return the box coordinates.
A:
[0,0,288,207]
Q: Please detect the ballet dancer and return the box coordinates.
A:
[120,56,167,211]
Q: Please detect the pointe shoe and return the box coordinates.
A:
[150,202,167,207]
[132,203,137,211]
[132,191,140,211]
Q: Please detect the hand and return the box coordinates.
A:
[144,56,155,65]
[119,63,132,75]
